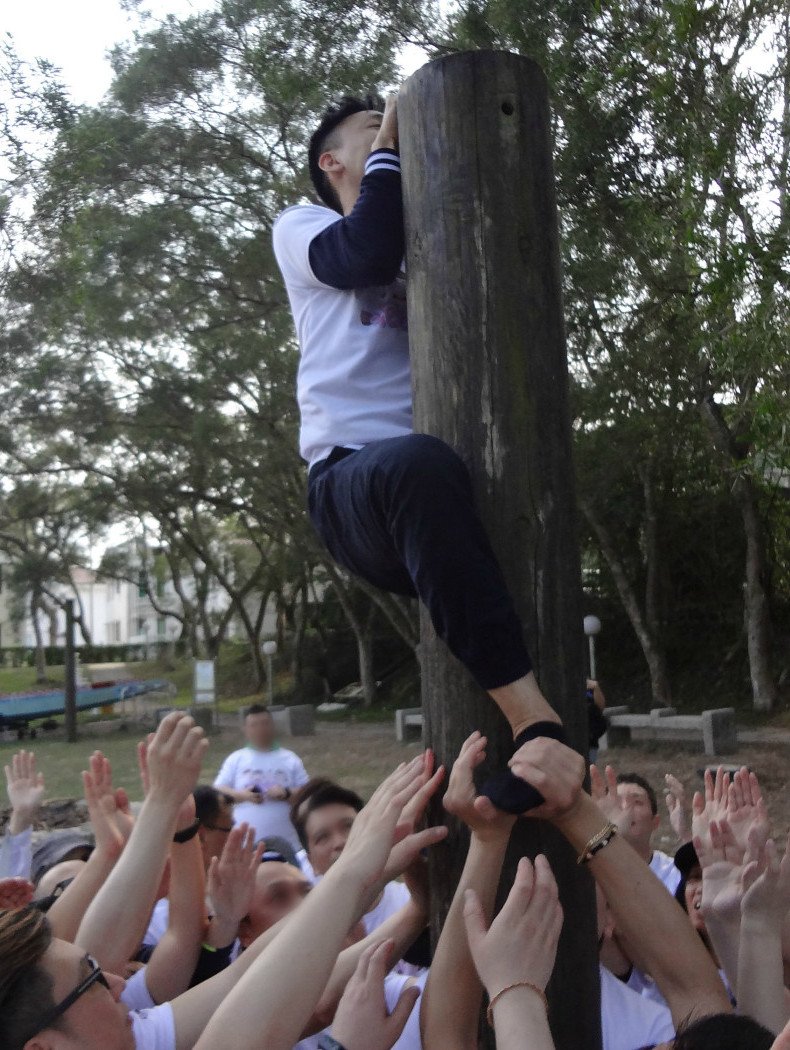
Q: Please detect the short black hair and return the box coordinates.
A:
[308,94,384,214]
[292,781,364,850]
[193,785,233,826]
[245,703,271,719]
[671,1013,773,1049]
[616,772,658,815]
[0,908,61,1049]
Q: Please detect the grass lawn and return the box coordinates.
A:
[0,666,66,694]
[0,724,247,800]
[0,720,419,803]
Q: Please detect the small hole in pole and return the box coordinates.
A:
[501,100,515,116]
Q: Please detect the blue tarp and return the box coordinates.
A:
[0,681,168,723]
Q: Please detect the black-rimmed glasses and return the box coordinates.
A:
[30,954,110,1037]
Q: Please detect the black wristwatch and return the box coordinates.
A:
[173,819,201,843]
[317,1036,347,1050]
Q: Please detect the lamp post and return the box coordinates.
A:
[583,615,602,680]
[262,640,277,706]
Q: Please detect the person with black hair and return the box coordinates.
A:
[292,778,429,973]
[272,93,565,816]
[591,765,682,895]
[654,1013,775,1050]
[292,780,365,878]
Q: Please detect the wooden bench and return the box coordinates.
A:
[601,706,737,757]
[395,707,424,743]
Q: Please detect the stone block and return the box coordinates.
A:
[701,708,738,756]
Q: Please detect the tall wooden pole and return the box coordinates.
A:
[400,51,601,1050]
[64,599,78,743]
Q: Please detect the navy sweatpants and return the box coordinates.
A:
[307,434,532,690]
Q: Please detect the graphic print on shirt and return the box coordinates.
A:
[359,273,408,331]
[241,765,291,795]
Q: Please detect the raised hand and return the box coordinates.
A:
[741,830,790,926]
[145,712,208,807]
[207,823,264,947]
[445,731,515,836]
[463,854,563,998]
[726,767,770,857]
[85,751,135,847]
[589,763,625,826]
[376,752,447,887]
[506,738,585,822]
[83,758,126,861]
[695,819,746,924]
[0,876,35,910]
[691,766,730,854]
[339,756,435,889]
[5,750,45,834]
[330,940,420,1050]
[137,736,199,822]
[664,774,690,844]
[371,94,399,152]
[399,748,445,832]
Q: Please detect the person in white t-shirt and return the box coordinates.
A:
[290,777,429,972]
[614,772,682,895]
[214,704,309,852]
[592,765,681,896]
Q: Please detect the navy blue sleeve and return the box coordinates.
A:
[308,148,403,290]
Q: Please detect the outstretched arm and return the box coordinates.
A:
[307,96,404,290]
[328,940,421,1050]
[0,750,45,879]
[737,831,790,1035]
[192,756,429,1050]
[463,855,561,1050]
[511,738,732,1027]
[143,795,208,1003]
[47,752,129,943]
[170,754,446,1050]
[76,715,207,973]
[422,731,516,1050]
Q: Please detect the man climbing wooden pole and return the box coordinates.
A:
[399,50,601,1050]
[273,53,600,1048]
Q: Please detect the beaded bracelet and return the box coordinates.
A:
[487,981,549,1027]
[577,821,618,865]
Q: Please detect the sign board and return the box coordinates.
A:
[194,660,216,704]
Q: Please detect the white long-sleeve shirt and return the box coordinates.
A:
[0,825,33,879]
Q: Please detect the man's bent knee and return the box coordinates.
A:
[380,433,470,491]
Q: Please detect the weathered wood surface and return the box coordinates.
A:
[400,50,601,1050]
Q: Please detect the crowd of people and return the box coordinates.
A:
[1,704,789,1050]
[0,75,784,1050]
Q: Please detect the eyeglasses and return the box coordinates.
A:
[30,954,110,1037]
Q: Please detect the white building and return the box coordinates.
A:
[2,543,277,652]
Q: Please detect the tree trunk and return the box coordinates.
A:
[639,462,664,650]
[355,615,377,708]
[353,576,420,650]
[31,592,48,683]
[734,475,777,711]
[698,394,777,710]
[581,499,672,707]
[324,563,378,706]
[69,584,93,646]
[401,51,600,1050]
[290,582,308,690]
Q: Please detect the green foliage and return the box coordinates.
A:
[0,0,787,708]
